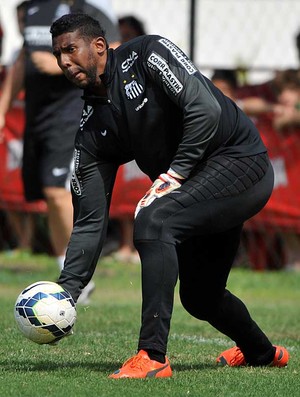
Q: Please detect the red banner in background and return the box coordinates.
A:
[110,160,151,218]
[0,95,299,232]
[111,116,300,233]
[0,92,47,213]
[245,115,300,233]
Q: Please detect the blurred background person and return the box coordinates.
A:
[211,69,277,270]
[118,15,146,43]
[0,0,120,303]
[272,71,300,270]
[0,1,43,257]
[211,67,300,271]
[273,72,300,131]
[211,69,274,117]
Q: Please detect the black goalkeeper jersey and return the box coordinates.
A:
[78,35,267,181]
[60,35,268,297]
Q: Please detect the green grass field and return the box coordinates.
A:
[0,253,300,397]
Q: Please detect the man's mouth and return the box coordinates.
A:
[68,70,83,80]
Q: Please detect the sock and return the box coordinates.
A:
[146,349,165,363]
[56,255,65,271]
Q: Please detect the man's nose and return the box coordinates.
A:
[60,53,72,67]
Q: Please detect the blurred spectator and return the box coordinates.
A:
[236,70,284,104]
[0,0,120,302]
[272,72,300,270]
[211,69,274,117]
[118,15,146,43]
[0,1,24,69]
[211,69,284,269]
[210,69,237,99]
[211,68,300,271]
[273,73,300,131]
[0,1,39,257]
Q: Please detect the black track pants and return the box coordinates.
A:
[134,154,275,365]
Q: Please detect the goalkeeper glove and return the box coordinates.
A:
[135,169,184,218]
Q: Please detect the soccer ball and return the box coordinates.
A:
[14,281,76,344]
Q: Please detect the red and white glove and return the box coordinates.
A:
[134,169,184,218]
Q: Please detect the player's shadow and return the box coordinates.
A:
[1,358,218,373]
[0,358,119,373]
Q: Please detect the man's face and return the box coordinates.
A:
[52,30,102,89]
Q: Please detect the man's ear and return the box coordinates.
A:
[94,37,107,54]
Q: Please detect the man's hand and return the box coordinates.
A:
[135,169,184,218]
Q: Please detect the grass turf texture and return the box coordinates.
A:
[0,253,300,397]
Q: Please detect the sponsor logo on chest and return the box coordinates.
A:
[121,51,139,73]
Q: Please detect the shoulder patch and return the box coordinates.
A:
[158,38,197,75]
[147,52,183,95]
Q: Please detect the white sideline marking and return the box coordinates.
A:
[170,334,232,346]
[170,334,298,352]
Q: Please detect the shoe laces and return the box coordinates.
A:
[229,347,246,365]
[123,353,150,371]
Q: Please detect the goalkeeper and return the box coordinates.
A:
[50,13,289,378]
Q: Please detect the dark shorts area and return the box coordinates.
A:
[22,122,76,201]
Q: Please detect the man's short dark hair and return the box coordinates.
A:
[50,13,107,43]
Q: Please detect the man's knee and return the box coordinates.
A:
[180,288,224,321]
[134,203,173,242]
[180,296,211,320]
[43,187,71,206]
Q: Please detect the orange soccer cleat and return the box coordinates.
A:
[109,350,172,379]
[216,346,246,367]
[216,345,289,367]
[271,345,289,367]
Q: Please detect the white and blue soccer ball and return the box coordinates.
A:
[14,281,76,344]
